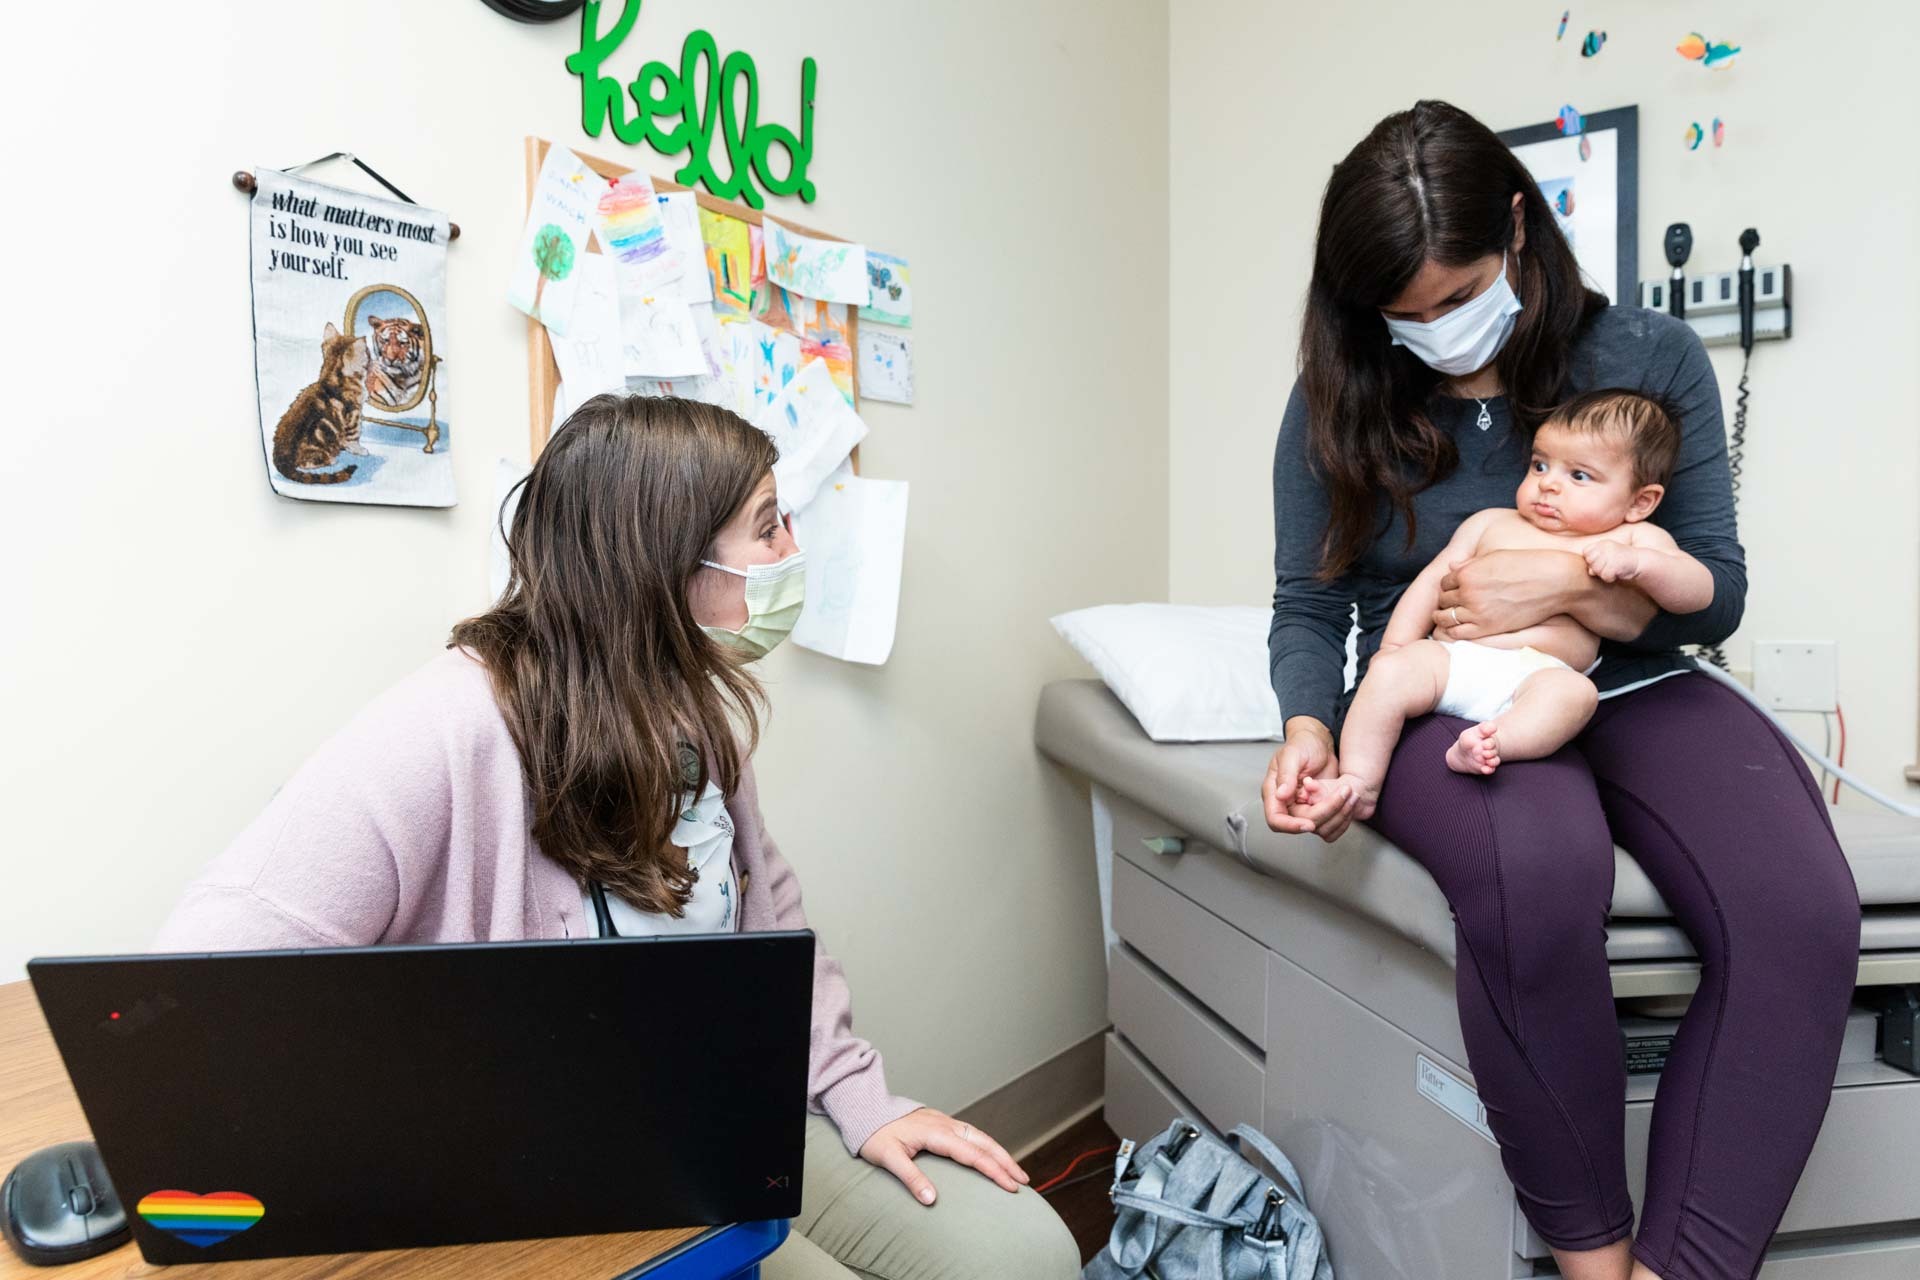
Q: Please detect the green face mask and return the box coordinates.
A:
[699,550,807,660]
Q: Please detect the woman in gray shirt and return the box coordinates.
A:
[1261,101,1859,1280]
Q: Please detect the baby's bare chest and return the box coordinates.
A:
[1473,514,1618,556]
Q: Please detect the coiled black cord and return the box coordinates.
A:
[1695,350,1750,672]
[1728,350,1750,504]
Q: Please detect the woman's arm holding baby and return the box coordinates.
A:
[1435,550,1659,643]
[1583,525,1715,615]
[1384,512,1500,651]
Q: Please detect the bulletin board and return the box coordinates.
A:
[521,136,862,460]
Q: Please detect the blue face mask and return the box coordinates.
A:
[1382,251,1524,376]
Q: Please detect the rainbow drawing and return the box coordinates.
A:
[136,1190,266,1247]
[596,176,673,269]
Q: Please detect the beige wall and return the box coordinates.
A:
[1170,1,1920,797]
[0,1,1169,1112]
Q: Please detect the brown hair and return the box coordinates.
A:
[1300,99,1609,579]
[450,395,778,915]
[1544,388,1682,489]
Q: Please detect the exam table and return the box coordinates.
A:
[1036,678,1920,1278]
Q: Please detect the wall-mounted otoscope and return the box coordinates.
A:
[1665,222,1693,321]
[1636,228,1790,348]
[1637,225,1792,673]
[1737,226,1760,353]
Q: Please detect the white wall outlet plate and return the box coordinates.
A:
[1752,641,1838,713]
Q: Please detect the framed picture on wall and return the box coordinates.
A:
[1498,105,1638,304]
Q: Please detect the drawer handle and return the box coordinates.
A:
[1140,835,1186,856]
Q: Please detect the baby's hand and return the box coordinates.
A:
[1583,540,1644,583]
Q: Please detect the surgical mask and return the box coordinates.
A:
[1382,251,1523,376]
[699,550,807,660]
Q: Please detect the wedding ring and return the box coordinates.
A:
[1450,607,1461,627]
[959,1123,973,1141]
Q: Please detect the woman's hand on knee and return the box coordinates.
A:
[858,1108,1028,1205]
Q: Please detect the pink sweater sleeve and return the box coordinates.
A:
[732,761,921,1155]
[154,653,544,953]
[153,740,411,952]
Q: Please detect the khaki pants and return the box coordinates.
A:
[763,1116,1082,1280]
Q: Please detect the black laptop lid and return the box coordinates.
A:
[28,933,814,1264]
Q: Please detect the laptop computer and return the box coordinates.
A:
[28,932,815,1264]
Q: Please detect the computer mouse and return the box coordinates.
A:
[1,1141,131,1265]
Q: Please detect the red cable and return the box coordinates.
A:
[1035,1144,1119,1193]
[1831,705,1846,805]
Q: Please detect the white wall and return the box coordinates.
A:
[1170,1,1920,797]
[0,1,1169,1113]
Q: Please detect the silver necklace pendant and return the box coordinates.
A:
[1474,398,1493,431]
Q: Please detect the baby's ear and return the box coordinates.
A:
[1624,483,1666,522]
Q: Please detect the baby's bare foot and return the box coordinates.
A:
[1446,723,1502,776]
[1301,772,1379,822]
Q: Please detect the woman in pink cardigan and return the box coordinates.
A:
[157,395,1079,1280]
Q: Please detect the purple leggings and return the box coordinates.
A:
[1366,672,1862,1280]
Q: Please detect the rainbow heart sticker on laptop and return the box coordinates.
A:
[135,1191,266,1247]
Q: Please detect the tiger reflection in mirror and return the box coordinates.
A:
[364,314,426,408]
[268,306,425,487]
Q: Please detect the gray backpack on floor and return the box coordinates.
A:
[1083,1119,1334,1280]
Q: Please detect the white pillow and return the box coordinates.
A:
[1050,604,1285,743]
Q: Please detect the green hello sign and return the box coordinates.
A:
[566,0,817,207]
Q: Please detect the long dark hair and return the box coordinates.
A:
[450,395,778,915]
[1300,99,1608,578]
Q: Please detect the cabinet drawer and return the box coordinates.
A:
[1263,950,1516,1280]
[1105,788,1215,863]
[1113,857,1267,1047]
[1103,1031,1214,1148]
[1109,943,1263,1134]
[1105,786,1473,1069]
[1626,1067,1920,1239]
[1752,1235,1920,1278]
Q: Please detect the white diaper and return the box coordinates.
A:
[1435,641,1573,723]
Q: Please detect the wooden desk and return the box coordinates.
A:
[0,981,707,1279]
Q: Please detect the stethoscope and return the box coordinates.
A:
[587,881,623,938]
[584,758,727,940]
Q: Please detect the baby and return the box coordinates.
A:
[1303,388,1714,819]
